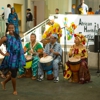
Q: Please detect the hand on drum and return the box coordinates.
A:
[29,50,37,55]
[43,53,48,57]
[50,49,54,53]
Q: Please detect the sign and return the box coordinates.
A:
[51,14,100,45]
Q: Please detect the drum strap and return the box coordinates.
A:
[49,43,58,60]
[30,42,38,52]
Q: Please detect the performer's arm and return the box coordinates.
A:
[81,47,88,59]
[0,36,9,56]
[68,45,74,57]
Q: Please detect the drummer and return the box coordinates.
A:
[18,33,43,80]
[37,34,62,82]
[64,33,90,84]
[42,16,62,43]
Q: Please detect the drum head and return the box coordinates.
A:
[40,56,53,63]
[25,55,32,62]
[69,57,80,62]
[68,57,81,65]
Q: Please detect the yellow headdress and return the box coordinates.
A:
[74,33,86,45]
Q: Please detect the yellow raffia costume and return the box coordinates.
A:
[42,22,62,42]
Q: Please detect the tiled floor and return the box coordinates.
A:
[0,69,100,100]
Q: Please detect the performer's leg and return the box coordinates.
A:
[1,72,11,90]
[37,62,44,81]
[11,78,17,95]
[18,67,25,78]
[6,23,8,33]
[53,59,60,82]
[31,56,39,79]
[38,62,44,76]
[10,68,18,95]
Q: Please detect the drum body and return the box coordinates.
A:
[40,56,53,80]
[24,55,32,78]
[69,57,81,82]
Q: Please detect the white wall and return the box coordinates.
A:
[44,0,72,18]
[0,0,26,32]
[31,0,72,20]
[85,0,100,13]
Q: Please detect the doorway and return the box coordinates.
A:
[14,3,22,32]
[34,6,37,26]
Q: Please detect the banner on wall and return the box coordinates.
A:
[50,14,100,45]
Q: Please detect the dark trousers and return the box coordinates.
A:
[6,23,8,33]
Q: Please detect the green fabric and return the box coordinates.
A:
[25,42,43,55]
[18,42,43,76]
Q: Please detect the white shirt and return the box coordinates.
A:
[81,4,88,14]
[4,7,11,23]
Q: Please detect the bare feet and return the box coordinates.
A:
[31,76,36,80]
[68,78,73,83]
[13,91,17,95]
[1,82,6,90]
[0,74,6,79]
[17,74,25,78]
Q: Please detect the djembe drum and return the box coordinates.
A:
[40,56,54,80]
[24,55,32,78]
[69,57,81,82]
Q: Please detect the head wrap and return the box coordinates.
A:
[49,16,54,20]
[74,33,86,45]
[51,33,58,39]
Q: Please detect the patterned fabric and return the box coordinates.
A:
[64,45,90,83]
[25,42,43,55]
[42,22,62,42]
[69,45,87,58]
[44,42,62,59]
[38,42,62,78]
[0,34,26,69]
[18,42,43,76]
[8,13,19,34]
[74,33,86,45]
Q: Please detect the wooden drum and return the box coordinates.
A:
[40,56,54,80]
[24,55,32,78]
[69,57,81,82]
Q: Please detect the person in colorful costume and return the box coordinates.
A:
[64,33,90,84]
[0,23,26,95]
[38,34,62,83]
[42,16,62,43]
[8,7,19,34]
[18,33,43,80]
